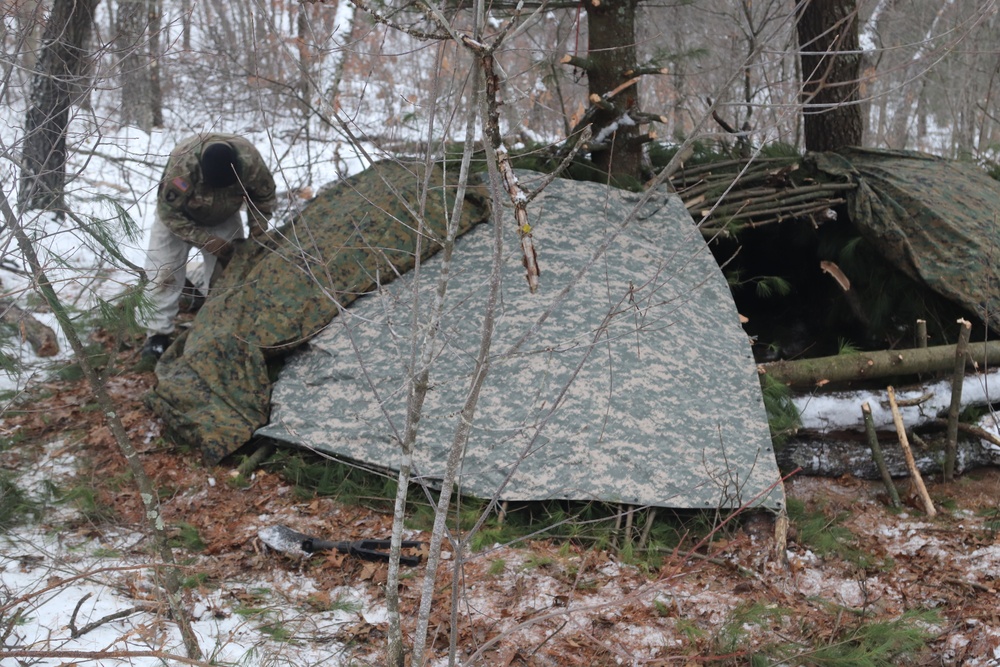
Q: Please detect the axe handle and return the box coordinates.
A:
[302,537,423,566]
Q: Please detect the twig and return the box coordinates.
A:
[862,402,901,508]
[887,386,936,516]
[0,184,203,660]
[944,577,995,593]
[685,551,758,579]
[930,418,1000,448]
[522,126,593,207]
[0,649,209,666]
[945,319,972,481]
[70,594,158,638]
[236,441,274,477]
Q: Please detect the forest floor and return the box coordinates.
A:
[3,339,1000,666]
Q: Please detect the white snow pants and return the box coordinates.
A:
[141,211,244,336]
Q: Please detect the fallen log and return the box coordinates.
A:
[776,430,1000,479]
[792,368,1000,434]
[759,340,1000,388]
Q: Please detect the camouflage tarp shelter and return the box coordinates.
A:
[147,162,489,463]
[256,169,785,511]
[812,148,1000,333]
[677,148,1000,354]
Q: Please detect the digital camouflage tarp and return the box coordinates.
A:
[146,161,489,463]
[258,171,786,511]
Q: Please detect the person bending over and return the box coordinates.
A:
[140,133,276,362]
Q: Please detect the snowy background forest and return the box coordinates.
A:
[2,0,1000,666]
[3,0,1000,383]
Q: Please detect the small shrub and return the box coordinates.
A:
[0,472,41,530]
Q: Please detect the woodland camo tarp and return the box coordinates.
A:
[257,170,785,511]
[812,147,1000,332]
[146,161,489,463]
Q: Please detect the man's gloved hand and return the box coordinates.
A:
[202,236,234,259]
[249,223,268,240]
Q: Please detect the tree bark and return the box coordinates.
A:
[759,340,1000,388]
[147,0,164,127]
[19,0,100,213]
[583,0,643,184]
[4,0,45,91]
[776,432,999,479]
[795,0,863,151]
[116,0,153,131]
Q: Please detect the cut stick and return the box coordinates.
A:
[887,386,936,517]
[944,319,972,481]
[915,319,928,349]
[862,402,901,508]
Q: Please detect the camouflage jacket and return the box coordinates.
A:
[156,133,277,247]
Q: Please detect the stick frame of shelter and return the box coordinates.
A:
[887,386,936,517]
[945,318,972,480]
[862,402,901,508]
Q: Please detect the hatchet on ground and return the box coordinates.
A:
[258,524,424,566]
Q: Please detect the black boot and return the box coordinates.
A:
[140,334,171,360]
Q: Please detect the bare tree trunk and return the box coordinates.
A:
[583,0,643,184]
[886,1,953,150]
[296,2,314,116]
[795,0,863,152]
[180,0,191,50]
[19,0,100,214]
[147,0,163,127]
[4,0,45,88]
[116,0,153,131]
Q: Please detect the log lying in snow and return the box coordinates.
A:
[759,341,1000,388]
[768,344,1000,478]
[777,432,1000,479]
[792,369,1000,434]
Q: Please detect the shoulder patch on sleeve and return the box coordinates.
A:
[163,176,190,204]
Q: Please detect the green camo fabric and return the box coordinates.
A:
[811,148,1000,332]
[258,171,785,511]
[146,161,489,463]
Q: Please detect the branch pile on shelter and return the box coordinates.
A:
[662,145,1000,480]
[665,146,1000,361]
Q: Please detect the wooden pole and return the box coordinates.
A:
[638,508,657,550]
[759,340,998,387]
[887,386,936,517]
[944,319,972,481]
[915,319,928,348]
[862,402,901,508]
[623,506,635,545]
